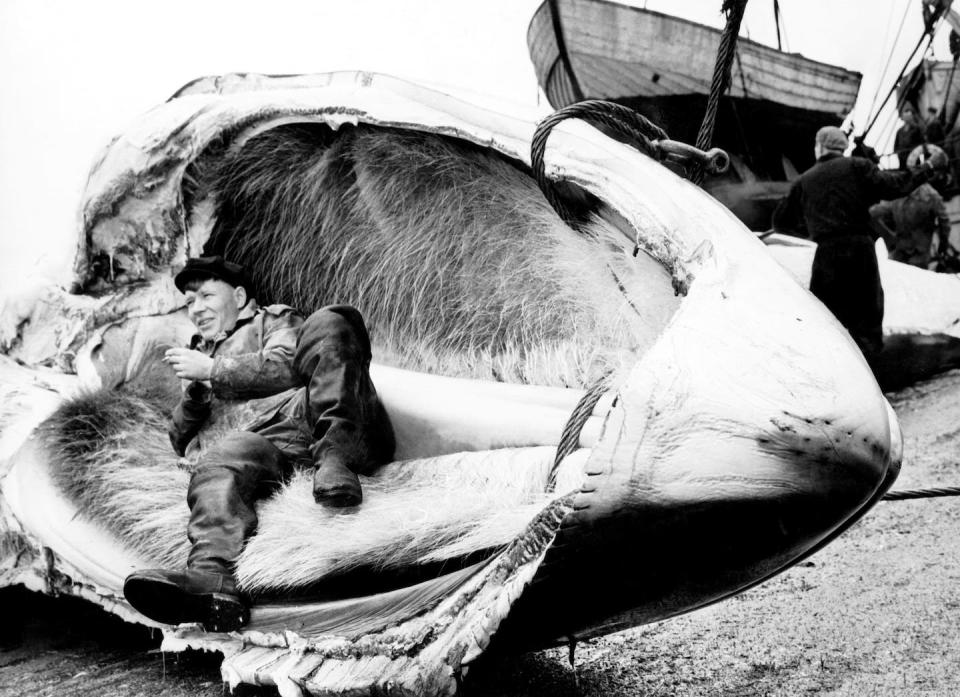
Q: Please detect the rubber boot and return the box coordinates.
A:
[294,306,395,507]
[123,568,248,632]
[311,442,364,507]
[124,432,286,632]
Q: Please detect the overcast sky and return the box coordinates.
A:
[0,0,948,292]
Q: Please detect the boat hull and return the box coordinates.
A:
[526,0,863,224]
[527,0,861,114]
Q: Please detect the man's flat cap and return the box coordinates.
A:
[815,125,848,154]
[174,255,251,293]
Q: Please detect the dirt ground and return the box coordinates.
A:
[3,371,959,697]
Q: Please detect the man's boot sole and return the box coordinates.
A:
[123,575,249,632]
[313,486,362,507]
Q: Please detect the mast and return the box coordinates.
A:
[773,0,783,51]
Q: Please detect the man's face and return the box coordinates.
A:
[184,278,246,341]
[901,105,918,126]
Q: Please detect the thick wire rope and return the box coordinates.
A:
[530,99,668,225]
[883,486,960,501]
[546,371,612,493]
[691,0,749,186]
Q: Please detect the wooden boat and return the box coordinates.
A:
[527,0,863,229]
[0,72,900,696]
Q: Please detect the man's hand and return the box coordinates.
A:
[164,348,214,381]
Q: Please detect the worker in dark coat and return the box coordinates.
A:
[772,127,947,362]
[123,256,394,633]
[893,102,926,170]
[871,144,952,270]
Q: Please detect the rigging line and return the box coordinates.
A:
[773,0,782,51]
[883,486,960,501]
[872,103,905,161]
[938,56,959,122]
[868,5,953,136]
[735,48,750,100]
[863,25,940,139]
[867,0,914,119]
[730,50,759,170]
[692,0,748,186]
[874,109,900,157]
[773,0,789,53]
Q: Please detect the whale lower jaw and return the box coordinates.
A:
[483,255,903,648]
[0,452,575,697]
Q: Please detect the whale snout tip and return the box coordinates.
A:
[757,401,900,512]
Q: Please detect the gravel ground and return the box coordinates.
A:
[3,371,959,697]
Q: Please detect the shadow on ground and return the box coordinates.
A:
[0,586,270,697]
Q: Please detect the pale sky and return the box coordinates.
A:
[0,0,947,293]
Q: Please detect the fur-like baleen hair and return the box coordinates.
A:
[38,389,190,567]
[39,389,586,593]
[195,124,660,387]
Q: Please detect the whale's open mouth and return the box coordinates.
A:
[0,72,900,696]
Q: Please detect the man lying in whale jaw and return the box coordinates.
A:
[123,255,395,632]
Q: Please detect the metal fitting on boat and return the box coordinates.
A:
[652,140,730,175]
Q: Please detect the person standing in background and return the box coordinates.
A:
[772,127,948,363]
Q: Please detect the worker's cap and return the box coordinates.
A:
[174,255,251,293]
[815,126,848,154]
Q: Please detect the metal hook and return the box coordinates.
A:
[652,139,731,175]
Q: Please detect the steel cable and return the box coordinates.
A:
[692,0,748,185]
[546,371,612,493]
[883,486,960,501]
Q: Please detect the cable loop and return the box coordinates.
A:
[546,370,612,493]
[531,100,729,225]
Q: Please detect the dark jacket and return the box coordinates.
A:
[894,123,925,170]
[871,182,951,268]
[169,301,303,460]
[772,154,935,243]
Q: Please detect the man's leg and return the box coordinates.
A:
[294,305,395,507]
[851,250,885,364]
[123,432,286,632]
[811,239,885,363]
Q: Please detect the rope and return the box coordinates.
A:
[938,56,959,124]
[542,375,960,500]
[530,100,667,225]
[772,0,782,51]
[865,0,912,121]
[863,19,942,139]
[530,99,730,229]
[546,371,612,493]
[883,486,960,501]
[692,0,748,186]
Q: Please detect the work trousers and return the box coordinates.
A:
[185,305,395,580]
[810,236,885,361]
